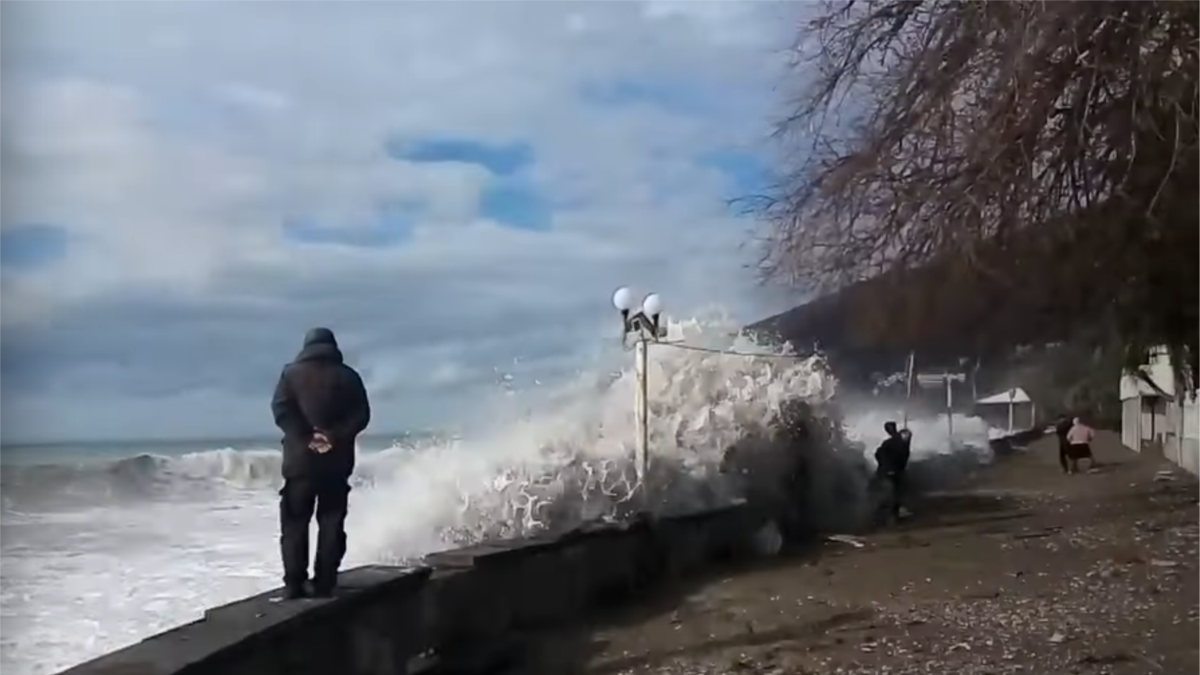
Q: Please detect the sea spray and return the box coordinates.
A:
[1,312,1001,675]
[343,314,839,562]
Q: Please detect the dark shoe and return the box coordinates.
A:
[311,584,335,599]
[283,584,309,600]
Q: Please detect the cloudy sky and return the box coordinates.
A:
[0,1,808,444]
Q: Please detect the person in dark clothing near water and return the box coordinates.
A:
[271,327,371,599]
[1054,414,1074,474]
[874,421,912,522]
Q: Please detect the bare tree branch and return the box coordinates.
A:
[753,0,1198,381]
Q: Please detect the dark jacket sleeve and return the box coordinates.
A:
[271,367,313,440]
[328,368,371,442]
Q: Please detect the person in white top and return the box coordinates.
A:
[1064,417,1096,474]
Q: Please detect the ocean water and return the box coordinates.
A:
[0,315,997,675]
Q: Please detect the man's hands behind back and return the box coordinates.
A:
[309,430,333,454]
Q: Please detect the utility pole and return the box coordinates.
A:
[903,351,916,429]
[917,370,967,446]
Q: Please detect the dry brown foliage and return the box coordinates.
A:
[752,0,1198,377]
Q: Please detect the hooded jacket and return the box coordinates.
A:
[271,328,371,480]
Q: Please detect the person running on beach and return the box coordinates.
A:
[271,327,371,599]
[874,421,912,522]
[1064,416,1096,474]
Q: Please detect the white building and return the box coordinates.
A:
[974,387,1036,435]
[1119,347,1199,474]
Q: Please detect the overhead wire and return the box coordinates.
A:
[646,339,816,360]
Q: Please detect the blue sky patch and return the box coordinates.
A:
[701,149,773,195]
[1,223,69,271]
[389,137,533,176]
[481,182,550,231]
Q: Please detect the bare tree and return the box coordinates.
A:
[753,0,1198,381]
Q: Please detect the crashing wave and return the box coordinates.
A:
[2,314,1000,560]
[345,315,850,562]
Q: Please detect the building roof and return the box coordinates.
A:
[976,387,1032,405]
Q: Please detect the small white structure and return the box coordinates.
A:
[1120,348,1175,450]
[1119,347,1199,474]
[975,387,1036,434]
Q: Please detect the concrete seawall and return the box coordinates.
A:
[58,504,766,675]
[57,432,1039,675]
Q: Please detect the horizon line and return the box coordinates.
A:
[0,428,443,449]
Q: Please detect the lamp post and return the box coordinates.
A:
[612,286,665,505]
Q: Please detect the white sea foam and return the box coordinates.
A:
[0,314,1000,675]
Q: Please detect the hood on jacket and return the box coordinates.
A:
[295,327,344,363]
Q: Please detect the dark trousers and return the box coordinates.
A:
[1059,440,1093,473]
[280,476,350,591]
[873,467,907,518]
[887,469,907,516]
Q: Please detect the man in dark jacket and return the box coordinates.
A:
[271,327,371,599]
[1054,414,1073,474]
[874,421,912,522]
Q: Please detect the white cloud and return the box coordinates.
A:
[215,82,291,114]
[0,1,802,443]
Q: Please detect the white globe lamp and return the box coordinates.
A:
[612,286,634,312]
[641,293,663,317]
